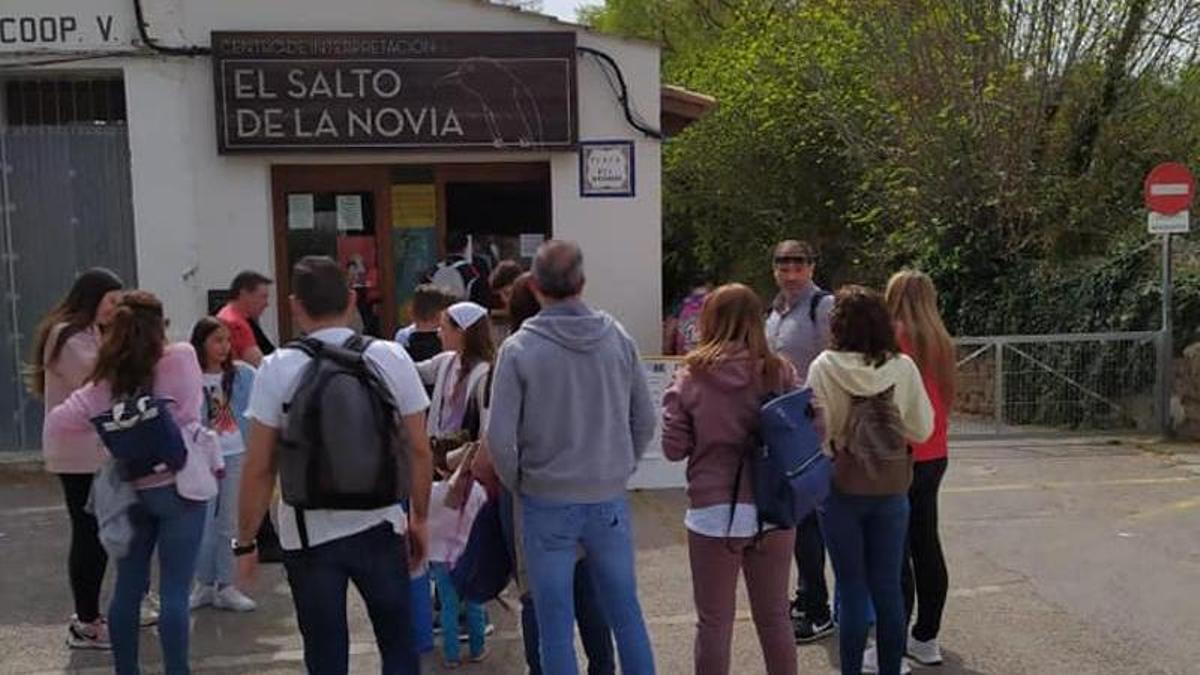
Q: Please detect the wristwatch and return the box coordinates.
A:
[231,539,258,557]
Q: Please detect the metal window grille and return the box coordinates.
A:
[4,77,126,127]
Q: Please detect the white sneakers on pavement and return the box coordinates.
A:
[66,616,111,650]
[861,640,913,674]
[907,636,944,666]
[192,584,257,612]
[190,585,216,610]
[213,585,257,612]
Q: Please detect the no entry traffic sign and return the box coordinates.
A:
[1144,162,1195,215]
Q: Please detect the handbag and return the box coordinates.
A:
[90,394,188,481]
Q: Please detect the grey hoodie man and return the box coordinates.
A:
[487,299,656,503]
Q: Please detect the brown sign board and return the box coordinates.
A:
[212,32,577,153]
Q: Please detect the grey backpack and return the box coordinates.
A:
[278,335,410,519]
[832,385,912,496]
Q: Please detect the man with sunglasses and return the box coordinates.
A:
[765,239,836,644]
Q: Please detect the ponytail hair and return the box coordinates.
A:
[89,291,166,398]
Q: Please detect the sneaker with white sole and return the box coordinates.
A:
[907,636,943,666]
[213,585,257,612]
[793,614,834,643]
[190,585,216,610]
[862,641,912,674]
[140,595,159,628]
[66,616,111,650]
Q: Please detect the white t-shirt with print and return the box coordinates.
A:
[203,372,246,457]
[247,327,430,551]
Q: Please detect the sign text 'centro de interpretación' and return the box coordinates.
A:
[212,32,578,153]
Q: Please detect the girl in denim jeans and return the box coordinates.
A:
[44,291,210,675]
[188,317,257,614]
[806,286,933,675]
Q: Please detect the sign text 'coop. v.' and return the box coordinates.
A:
[212,32,578,153]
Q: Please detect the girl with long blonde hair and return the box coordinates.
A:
[662,283,799,675]
[884,271,954,667]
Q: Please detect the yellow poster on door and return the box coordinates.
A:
[391,184,436,229]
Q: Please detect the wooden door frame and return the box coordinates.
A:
[269,164,395,340]
[434,163,552,257]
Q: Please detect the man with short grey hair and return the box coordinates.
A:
[765,238,837,644]
[488,240,657,675]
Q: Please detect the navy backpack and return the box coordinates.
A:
[751,387,831,529]
[91,394,188,481]
[450,498,513,603]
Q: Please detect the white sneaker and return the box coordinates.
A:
[140,595,159,628]
[862,641,912,674]
[190,585,216,610]
[66,616,111,650]
[213,585,257,612]
[907,636,943,666]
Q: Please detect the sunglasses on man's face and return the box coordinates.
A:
[774,256,814,266]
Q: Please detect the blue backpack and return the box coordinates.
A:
[749,388,831,529]
[91,395,188,481]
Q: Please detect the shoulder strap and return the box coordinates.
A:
[809,291,831,323]
[295,508,310,550]
[342,333,372,354]
[284,336,324,358]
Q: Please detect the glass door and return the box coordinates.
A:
[270,165,395,340]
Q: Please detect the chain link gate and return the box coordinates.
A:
[952,331,1163,439]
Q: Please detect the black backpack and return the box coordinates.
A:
[277,335,411,518]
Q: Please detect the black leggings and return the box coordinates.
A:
[793,511,830,621]
[59,473,108,623]
[902,458,949,642]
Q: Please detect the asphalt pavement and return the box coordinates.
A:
[1,437,1197,674]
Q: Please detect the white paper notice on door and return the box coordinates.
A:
[336,195,364,231]
[287,194,314,230]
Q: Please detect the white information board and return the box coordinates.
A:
[629,357,687,490]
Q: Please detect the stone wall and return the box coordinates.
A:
[1173,342,1200,438]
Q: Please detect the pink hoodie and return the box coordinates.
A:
[44,343,208,490]
[662,351,799,509]
[41,324,105,474]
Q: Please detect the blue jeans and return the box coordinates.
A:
[522,558,616,675]
[282,524,417,675]
[111,486,207,675]
[410,570,434,654]
[821,490,909,675]
[430,562,486,662]
[194,453,243,587]
[521,494,654,675]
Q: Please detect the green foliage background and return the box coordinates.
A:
[585,0,1200,348]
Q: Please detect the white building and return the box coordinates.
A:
[0,0,712,451]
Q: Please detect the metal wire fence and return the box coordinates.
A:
[952,332,1161,438]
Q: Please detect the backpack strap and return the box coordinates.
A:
[808,290,831,324]
[295,508,310,550]
[342,333,372,354]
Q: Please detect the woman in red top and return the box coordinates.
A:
[885,271,955,667]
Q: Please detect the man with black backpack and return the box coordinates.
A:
[235,256,433,675]
[427,231,492,307]
[765,239,838,644]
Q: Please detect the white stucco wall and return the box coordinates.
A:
[0,0,662,351]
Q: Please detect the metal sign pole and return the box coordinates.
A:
[1161,232,1174,437]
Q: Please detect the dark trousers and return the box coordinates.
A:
[902,458,949,642]
[521,557,615,675]
[283,524,417,675]
[793,511,830,621]
[59,473,108,623]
